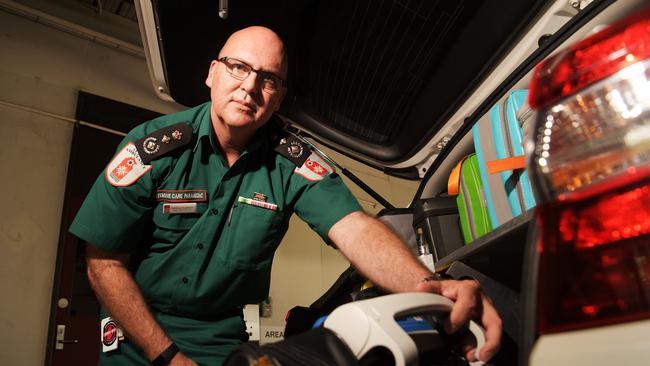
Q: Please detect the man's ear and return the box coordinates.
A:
[205,60,218,87]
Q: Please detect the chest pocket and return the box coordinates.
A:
[220,203,286,270]
[151,202,207,251]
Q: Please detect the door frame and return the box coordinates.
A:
[45,91,162,365]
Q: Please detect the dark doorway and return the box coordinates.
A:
[47,91,162,366]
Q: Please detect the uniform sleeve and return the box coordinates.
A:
[292,172,362,243]
[69,136,156,253]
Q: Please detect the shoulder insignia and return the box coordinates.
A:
[274,131,335,181]
[105,142,151,186]
[135,122,193,164]
[274,133,310,167]
[294,151,334,182]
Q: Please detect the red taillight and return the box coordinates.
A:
[529,5,650,203]
[528,2,650,337]
[529,6,650,109]
[536,177,650,335]
[563,183,650,249]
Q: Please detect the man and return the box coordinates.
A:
[70,26,501,366]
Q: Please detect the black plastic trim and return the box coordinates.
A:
[288,104,402,162]
[383,166,421,180]
[519,215,540,366]
[435,210,534,290]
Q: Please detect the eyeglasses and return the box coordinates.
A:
[217,57,285,92]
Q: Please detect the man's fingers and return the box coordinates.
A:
[459,333,478,362]
[440,280,501,362]
[477,294,502,362]
[424,278,502,362]
[442,280,479,333]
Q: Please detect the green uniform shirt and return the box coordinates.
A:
[70,102,361,318]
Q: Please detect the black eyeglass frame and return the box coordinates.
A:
[217,56,286,91]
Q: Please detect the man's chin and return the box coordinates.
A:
[223,113,257,127]
[222,118,266,133]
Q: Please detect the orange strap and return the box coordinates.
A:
[487,156,526,174]
[447,156,468,196]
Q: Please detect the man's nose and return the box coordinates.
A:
[240,71,261,94]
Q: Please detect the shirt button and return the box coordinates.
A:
[210,208,219,215]
[182,277,188,284]
[197,243,204,250]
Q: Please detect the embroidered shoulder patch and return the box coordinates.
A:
[105,142,152,186]
[294,152,334,181]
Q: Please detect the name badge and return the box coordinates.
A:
[162,202,198,214]
[156,189,207,202]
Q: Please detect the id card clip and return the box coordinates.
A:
[101,317,124,353]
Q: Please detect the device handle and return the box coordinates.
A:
[324,292,485,366]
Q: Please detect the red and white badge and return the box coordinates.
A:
[101,316,123,352]
[294,152,334,181]
[105,142,152,186]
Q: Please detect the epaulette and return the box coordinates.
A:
[274,132,310,167]
[135,122,193,164]
[275,130,335,182]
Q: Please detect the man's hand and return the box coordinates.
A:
[170,352,199,366]
[417,279,502,362]
[330,212,502,362]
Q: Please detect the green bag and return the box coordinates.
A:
[456,154,493,243]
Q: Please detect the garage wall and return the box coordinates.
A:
[0,8,182,366]
[0,7,419,365]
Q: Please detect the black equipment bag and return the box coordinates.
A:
[412,196,464,261]
[222,327,358,366]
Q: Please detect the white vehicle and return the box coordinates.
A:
[136,0,650,364]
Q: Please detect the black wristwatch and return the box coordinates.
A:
[152,342,179,366]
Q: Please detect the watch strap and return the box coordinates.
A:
[151,342,179,366]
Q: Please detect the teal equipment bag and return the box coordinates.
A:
[472,89,536,228]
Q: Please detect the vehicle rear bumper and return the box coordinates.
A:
[530,318,650,366]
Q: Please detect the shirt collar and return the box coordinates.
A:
[193,102,216,153]
[193,103,274,156]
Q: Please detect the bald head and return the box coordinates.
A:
[205,26,288,140]
[219,26,288,79]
